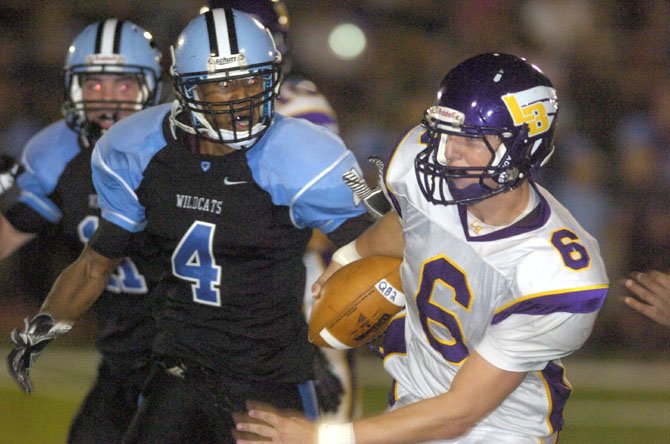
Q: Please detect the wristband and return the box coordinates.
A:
[331,240,362,266]
[318,422,356,444]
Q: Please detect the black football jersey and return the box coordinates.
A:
[6,120,159,358]
[91,104,367,382]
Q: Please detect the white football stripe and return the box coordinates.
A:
[319,328,351,350]
[212,8,232,56]
[100,18,118,54]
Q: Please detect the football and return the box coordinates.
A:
[309,256,405,349]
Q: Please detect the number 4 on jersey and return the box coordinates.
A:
[171,221,222,306]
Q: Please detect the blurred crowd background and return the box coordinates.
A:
[1,0,669,358]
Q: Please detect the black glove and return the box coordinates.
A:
[0,153,21,196]
[312,348,344,413]
[342,156,391,220]
[7,313,72,394]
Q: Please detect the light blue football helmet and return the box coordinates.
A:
[170,7,282,149]
[63,19,163,136]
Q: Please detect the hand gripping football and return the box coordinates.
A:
[309,256,405,349]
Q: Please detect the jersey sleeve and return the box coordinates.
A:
[91,134,147,233]
[90,103,171,233]
[247,116,367,233]
[14,121,79,224]
[475,244,609,372]
[290,149,367,233]
[476,310,600,372]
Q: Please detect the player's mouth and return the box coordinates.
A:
[95,112,117,129]
[233,114,250,131]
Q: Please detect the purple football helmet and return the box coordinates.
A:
[415,53,559,205]
[206,0,290,60]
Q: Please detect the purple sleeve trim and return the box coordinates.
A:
[492,286,608,325]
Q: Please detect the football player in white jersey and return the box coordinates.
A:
[235,53,609,443]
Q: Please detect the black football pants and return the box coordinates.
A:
[122,359,317,444]
[68,357,149,444]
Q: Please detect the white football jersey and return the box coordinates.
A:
[382,125,608,442]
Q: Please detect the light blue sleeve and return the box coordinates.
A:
[91,104,171,233]
[247,115,366,233]
[16,121,79,223]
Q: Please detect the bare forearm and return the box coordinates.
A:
[353,394,473,444]
[355,211,404,258]
[40,245,120,323]
[353,352,526,444]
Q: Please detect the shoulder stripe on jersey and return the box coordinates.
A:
[492,284,608,325]
[93,148,140,202]
[113,19,125,54]
[288,150,351,228]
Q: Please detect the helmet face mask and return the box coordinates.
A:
[415,53,558,206]
[171,7,281,149]
[63,19,162,141]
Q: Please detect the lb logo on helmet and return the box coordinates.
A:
[501,86,557,137]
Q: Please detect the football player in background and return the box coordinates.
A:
[7,8,372,443]
[235,53,609,443]
[1,19,163,443]
[205,0,354,421]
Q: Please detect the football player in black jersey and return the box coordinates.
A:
[1,19,163,443]
[7,8,371,444]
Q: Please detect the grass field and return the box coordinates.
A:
[1,346,669,443]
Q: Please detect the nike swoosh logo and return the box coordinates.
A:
[224,177,248,186]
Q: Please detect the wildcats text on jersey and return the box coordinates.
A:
[176,194,223,214]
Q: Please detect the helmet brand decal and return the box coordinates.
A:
[501,86,556,137]
[429,106,464,125]
[201,161,211,172]
[86,54,126,65]
[207,53,246,72]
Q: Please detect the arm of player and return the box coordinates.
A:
[7,244,121,393]
[311,210,404,298]
[40,244,121,322]
[0,214,35,260]
[235,351,526,444]
[623,270,670,327]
